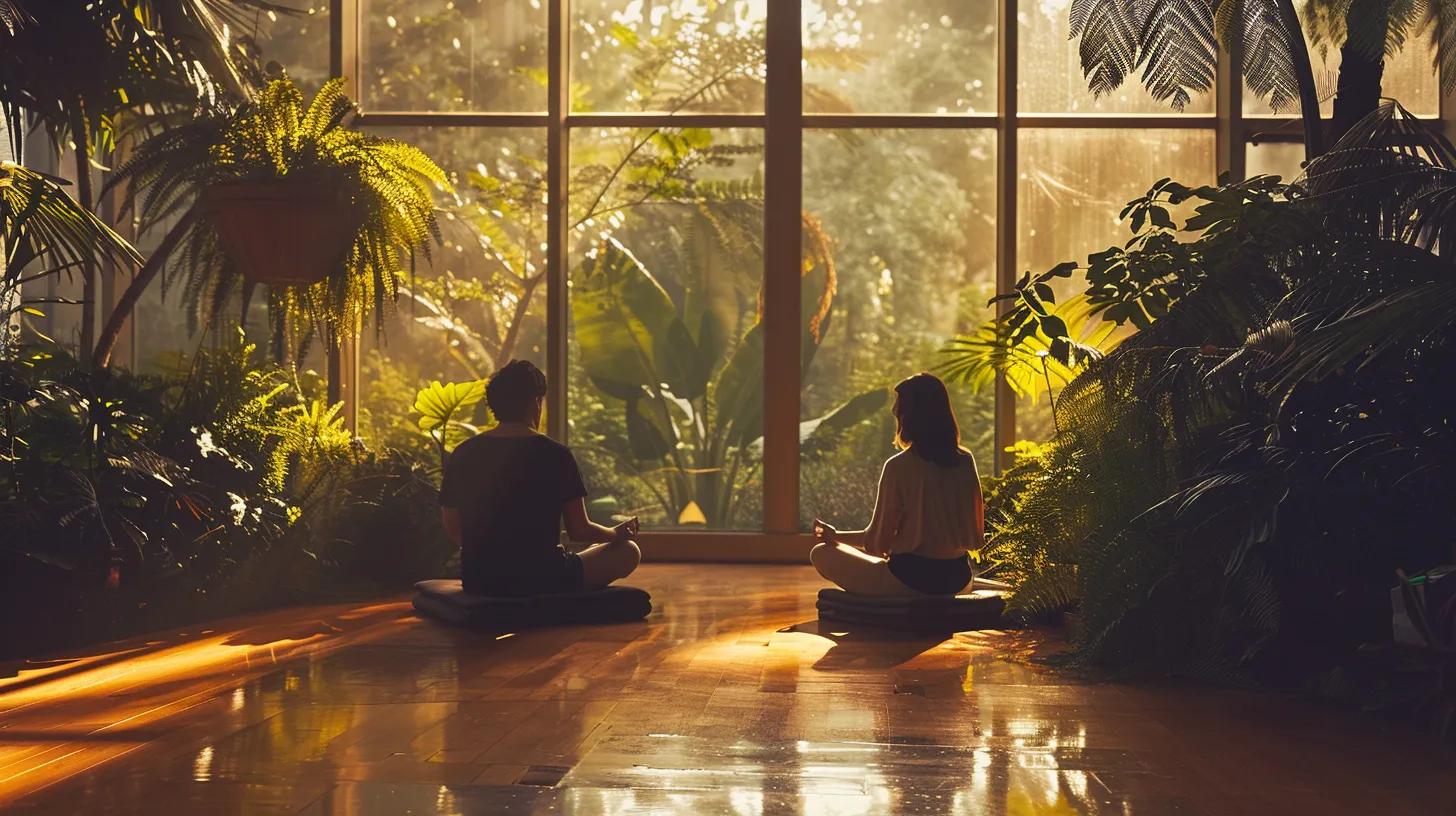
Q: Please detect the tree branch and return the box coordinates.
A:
[92,209,198,368]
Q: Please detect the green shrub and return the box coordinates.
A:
[952,105,1456,684]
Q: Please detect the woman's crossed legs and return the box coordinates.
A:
[810,542,921,596]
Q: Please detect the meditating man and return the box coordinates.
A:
[811,373,984,596]
[439,360,641,596]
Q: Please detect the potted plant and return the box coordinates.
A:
[93,77,450,367]
[1,0,274,358]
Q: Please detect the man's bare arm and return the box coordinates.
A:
[441,507,462,548]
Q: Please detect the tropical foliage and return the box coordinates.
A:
[413,379,487,469]
[0,0,281,356]
[1070,0,1456,153]
[954,103,1456,684]
[572,233,886,527]
[0,332,453,659]
[2,162,141,353]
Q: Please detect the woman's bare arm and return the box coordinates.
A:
[815,459,901,556]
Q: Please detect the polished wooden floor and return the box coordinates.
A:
[1,564,1451,815]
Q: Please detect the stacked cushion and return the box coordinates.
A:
[816,585,1009,631]
[413,579,652,630]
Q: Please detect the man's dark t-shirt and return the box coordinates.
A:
[439,433,588,595]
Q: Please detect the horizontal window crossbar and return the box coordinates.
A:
[357,112,550,127]
[356,111,1302,132]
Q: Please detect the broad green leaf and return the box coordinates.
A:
[655,317,710,401]
[413,379,485,434]
[715,322,764,447]
[625,392,677,461]
[572,240,677,401]
[801,388,890,454]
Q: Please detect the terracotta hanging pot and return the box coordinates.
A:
[200,181,360,286]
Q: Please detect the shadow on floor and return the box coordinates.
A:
[780,619,947,671]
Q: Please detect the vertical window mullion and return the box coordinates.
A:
[546,0,569,441]
[1217,25,1246,182]
[994,0,1018,474]
[763,0,803,534]
[331,0,360,433]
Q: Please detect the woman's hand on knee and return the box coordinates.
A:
[813,518,838,545]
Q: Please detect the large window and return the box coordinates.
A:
[139,1,1443,541]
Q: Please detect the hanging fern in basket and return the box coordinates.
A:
[96,77,451,364]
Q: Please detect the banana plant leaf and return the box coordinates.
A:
[715,321,764,448]
[573,239,676,401]
[716,276,838,448]
[654,316,714,402]
[625,389,678,461]
[745,387,891,459]
[801,387,890,448]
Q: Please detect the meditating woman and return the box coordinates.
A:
[811,372,984,596]
[439,360,641,596]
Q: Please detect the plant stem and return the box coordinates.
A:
[1042,357,1060,436]
[1273,0,1326,160]
[71,104,96,361]
[93,209,197,368]
[494,268,546,370]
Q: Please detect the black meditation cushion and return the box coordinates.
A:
[816,583,1009,631]
[413,579,652,630]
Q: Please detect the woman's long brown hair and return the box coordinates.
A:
[893,373,963,468]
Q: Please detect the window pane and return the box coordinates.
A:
[801,129,997,531]
[802,0,997,114]
[243,2,331,94]
[1019,1,1214,114]
[1016,128,1217,441]
[1243,0,1439,116]
[361,0,547,112]
[1246,141,1306,182]
[569,128,764,530]
[573,0,766,113]
[358,128,548,454]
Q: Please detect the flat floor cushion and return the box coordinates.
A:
[816,583,1009,632]
[413,579,652,630]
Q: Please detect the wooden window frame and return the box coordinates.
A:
[327,0,1446,560]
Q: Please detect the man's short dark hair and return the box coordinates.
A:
[486,360,547,422]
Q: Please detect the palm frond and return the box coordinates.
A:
[939,295,1121,402]
[1070,0,1146,99]
[1300,101,1456,246]
[1272,279,1456,397]
[2,162,142,288]
[1238,0,1304,113]
[0,0,28,35]
[1138,0,1219,109]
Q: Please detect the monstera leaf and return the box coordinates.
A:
[414,379,486,451]
[572,239,676,401]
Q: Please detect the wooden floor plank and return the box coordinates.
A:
[2,564,1451,815]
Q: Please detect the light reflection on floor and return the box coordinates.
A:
[2,565,1451,815]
